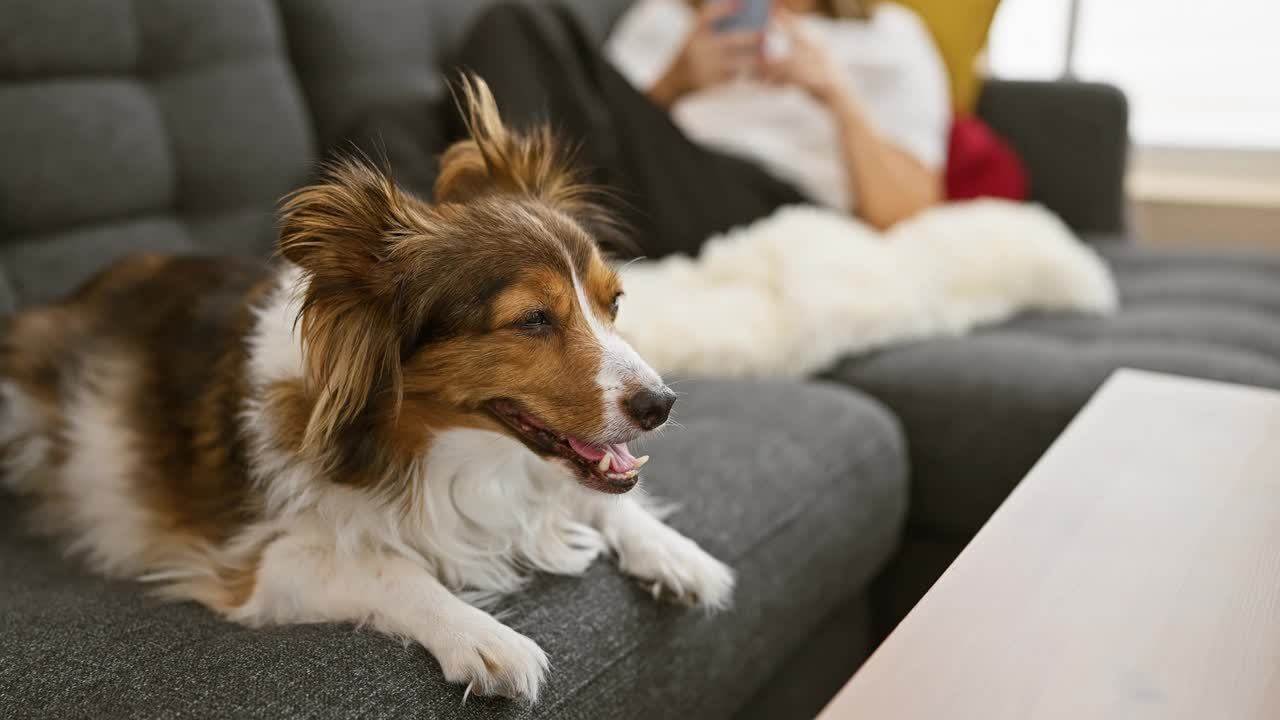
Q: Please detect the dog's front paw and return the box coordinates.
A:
[619,526,735,610]
[434,619,549,703]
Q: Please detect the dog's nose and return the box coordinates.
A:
[625,387,676,431]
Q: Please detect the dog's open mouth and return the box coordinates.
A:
[486,400,647,493]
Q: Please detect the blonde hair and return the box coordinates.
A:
[687,0,873,20]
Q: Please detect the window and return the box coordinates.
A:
[988,0,1280,150]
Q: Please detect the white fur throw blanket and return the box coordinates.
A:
[617,200,1117,378]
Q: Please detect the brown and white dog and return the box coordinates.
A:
[0,76,733,702]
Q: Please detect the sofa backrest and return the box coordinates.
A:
[0,0,315,313]
[0,0,634,317]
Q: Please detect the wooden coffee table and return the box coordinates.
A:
[820,369,1280,720]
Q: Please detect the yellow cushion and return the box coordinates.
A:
[887,0,1002,115]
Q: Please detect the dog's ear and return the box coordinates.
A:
[434,73,597,219]
[433,78,498,205]
[278,159,416,452]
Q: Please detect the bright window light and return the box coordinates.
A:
[988,0,1280,149]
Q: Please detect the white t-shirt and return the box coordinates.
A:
[606,0,950,211]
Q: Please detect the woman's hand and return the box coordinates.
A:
[765,11,940,229]
[761,10,851,107]
[648,1,764,108]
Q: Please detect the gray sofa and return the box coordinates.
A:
[2,1,1278,719]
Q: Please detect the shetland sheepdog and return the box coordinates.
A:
[0,76,733,703]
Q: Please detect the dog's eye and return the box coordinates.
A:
[610,292,623,319]
[519,310,551,329]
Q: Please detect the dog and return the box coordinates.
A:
[0,76,733,703]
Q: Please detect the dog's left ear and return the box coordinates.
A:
[278,160,417,453]
[434,73,596,219]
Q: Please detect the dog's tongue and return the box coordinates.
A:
[567,437,639,472]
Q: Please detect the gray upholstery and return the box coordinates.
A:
[831,243,1280,627]
[977,80,1129,236]
[0,0,314,312]
[0,379,907,719]
[834,243,1280,537]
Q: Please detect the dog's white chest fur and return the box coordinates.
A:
[401,427,610,595]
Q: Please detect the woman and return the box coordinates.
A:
[611,0,947,229]
[443,0,948,257]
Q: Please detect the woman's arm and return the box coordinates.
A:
[827,90,942,231]
[764,12,941,230]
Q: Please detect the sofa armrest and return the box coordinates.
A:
[976,79,1130,237]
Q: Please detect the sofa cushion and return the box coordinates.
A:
[0,378,906,719]
[830,243,1280,541]
[0,0,314,314]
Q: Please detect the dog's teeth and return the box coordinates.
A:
[633,455,650,469]
[598,455,611,472]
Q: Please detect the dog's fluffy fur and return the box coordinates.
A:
[0,77,733,703]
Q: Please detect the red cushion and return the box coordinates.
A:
[944,116,1029,202]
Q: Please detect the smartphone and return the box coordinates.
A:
[713,0,772,33]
